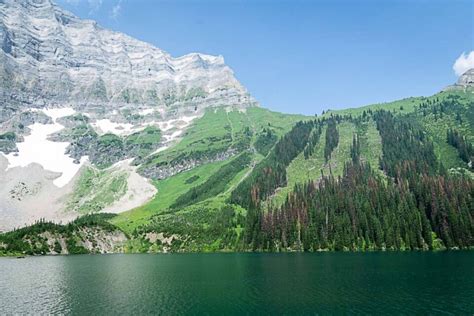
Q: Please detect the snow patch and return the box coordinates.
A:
[157,115,199,132]
[139,108,155,116]
[92,119,135,136]
[1,107,88,188]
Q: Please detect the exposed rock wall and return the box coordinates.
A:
[0,0,257,111]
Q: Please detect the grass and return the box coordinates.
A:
[324,90,472,118]
[171,152,252,209]
[125,126,161,145]
[357,119,383,174]
[415,94,473,173]
[245,107,309,136]
[116,106,309,233]
[67,167,128,214]
[143,109,234,167]
[111,159,230,233]
[421,114,467,169]
[142,107,308,168]
[113,150,256,234]
[138,197,248,252]
[271,121,357,206]
[324,96,424,117]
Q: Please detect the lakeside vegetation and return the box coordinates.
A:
[0,214,120,256]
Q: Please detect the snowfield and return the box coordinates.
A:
[1,108,88,187]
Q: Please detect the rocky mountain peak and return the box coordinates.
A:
[0,0,257,112]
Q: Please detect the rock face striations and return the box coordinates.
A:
[0,0,256,112]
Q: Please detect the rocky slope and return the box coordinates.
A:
[0,0,260,231]
[0,214,129,255]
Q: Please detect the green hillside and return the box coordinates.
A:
[128,89,473,252]
[2,90,473,255]
[111,107,308,234]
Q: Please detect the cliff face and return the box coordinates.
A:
[0,0,256,111]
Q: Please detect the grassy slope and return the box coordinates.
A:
[326,90,473,171]
[324,96,423,117]
[111,160,228,233]
[112,106,308,234]
[418,94,473,171]
[114,91,473,236]
[324,90,471,117]
[271,121,358,206]
[142,107,306,167]
[421,114,467,169]
[357,119,383,174]
[272,91,473,207]
[67,166,128,214]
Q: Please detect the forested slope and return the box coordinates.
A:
[2,91,473,254]
[230,92,473,251]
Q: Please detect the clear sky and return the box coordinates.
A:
[57,0,473,115]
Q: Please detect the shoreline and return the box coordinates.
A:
[3,246,472,258]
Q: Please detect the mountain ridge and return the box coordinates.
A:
[0,0,256,111]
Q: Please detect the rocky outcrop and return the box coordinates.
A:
[75,227,128,254]
[445,68,474,91]
[31,227,128,255]
[0,131,17,153]
[457,68,474,86]
[49,124,163,168]
[0,0,257,111]
[0,110,52,137]
[140,148,238,179]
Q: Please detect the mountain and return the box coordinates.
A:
[0,0,255,110]
[0,0,262,232]
[0,1,473,255]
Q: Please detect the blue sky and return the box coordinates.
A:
[57,0,473,115]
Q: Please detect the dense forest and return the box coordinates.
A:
[324,118,339,162]
[447,128,473,168]
[233,107,474,251]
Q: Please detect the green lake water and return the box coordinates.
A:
[1,252,473,314]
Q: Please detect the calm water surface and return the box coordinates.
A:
[1,252,473,315]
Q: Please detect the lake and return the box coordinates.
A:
[1,252,473,314]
